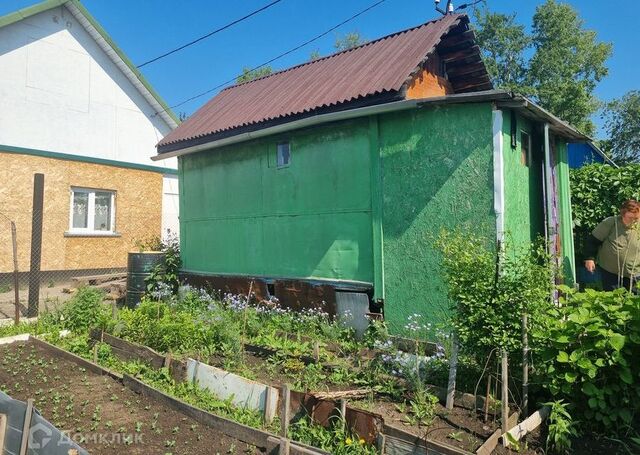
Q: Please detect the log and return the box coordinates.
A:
[310,389,371,400]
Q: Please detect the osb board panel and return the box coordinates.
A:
[406,69,453,99]
[0,152,162,272]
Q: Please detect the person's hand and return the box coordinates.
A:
[584,260,596,273]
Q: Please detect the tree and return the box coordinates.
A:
[236,66,273,84]
[309,49,321,61]
[527,0,611,136]
[334,32,366,51]
[473,7,531,93]
[602,90,640,164]
[472,0,611,136]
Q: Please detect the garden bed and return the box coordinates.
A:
[0,339,257,454]
[86,329,538,455]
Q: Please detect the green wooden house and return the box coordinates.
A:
[154,14,584,333]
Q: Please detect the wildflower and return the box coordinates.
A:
[359,438,365,445]
[345,437,352,445]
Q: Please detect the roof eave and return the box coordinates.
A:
[154,90,590,160]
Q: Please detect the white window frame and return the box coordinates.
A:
[68,187,116,235]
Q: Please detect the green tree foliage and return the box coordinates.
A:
[309,49,321,61]
[473,8,531,92]
[473,0,611,136]
[334,32,366,51]
[569,164,640,257]
[236,66,273,84]
[528,0,611,136]
[601,90,640,164]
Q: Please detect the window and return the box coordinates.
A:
[276,142,290,168]
[521,131,532,167]
[69,188,115,234]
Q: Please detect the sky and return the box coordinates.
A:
[1,0,638,138]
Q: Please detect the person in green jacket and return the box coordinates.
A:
[584,200,640,292]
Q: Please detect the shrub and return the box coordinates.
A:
[535,287,640,433]
[62,287,110,332]
[436,230,553,358]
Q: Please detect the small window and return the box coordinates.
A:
[276,142,290,168]
[521,131,532,167]
[69,188,116,234]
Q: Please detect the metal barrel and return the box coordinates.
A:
[126,251,165,308]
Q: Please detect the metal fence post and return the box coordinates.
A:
[28,173,44,317]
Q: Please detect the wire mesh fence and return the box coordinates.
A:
[0,203,165,321]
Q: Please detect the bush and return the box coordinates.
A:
[436,230,553,358]
[62,287,110,332]
[535,287,640,433]
[570,164,640,257]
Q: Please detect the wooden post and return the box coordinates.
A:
[19,398,34,455]
[28,173,44,317]
[280,384,290,437]
[501,349,509,446]
[264,386,276,424]
[313,341,320,362]
[279,437,290,455]
[483,374,491,423]
[522,312,529,417]
[93,344,98,363]
[11,221,20,325]
[339,398,347,427]
[445,333,459,410]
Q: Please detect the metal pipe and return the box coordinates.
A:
[492,109,505,244]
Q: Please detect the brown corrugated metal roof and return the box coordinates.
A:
[158,14,466,152]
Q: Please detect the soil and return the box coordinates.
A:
[0,341,257,455]
[351,397,495,453]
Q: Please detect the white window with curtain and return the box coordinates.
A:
[68,188,116,235]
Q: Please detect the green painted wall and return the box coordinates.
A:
[179,119,374,283]
[378,103,496,332]
[502,112,545,247]
[555,139,576,284]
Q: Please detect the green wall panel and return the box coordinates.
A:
[179,119,374,283]
[502,112,545,247]
[379,103,496,333]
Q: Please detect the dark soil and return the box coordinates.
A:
[0,341,257,455]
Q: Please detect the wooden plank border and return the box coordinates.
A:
[475,411,519,455]
[29,337,122,380]
[505,406,549,444]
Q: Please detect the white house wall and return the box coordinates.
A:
[0,5,176,170]
[0,4,179,237]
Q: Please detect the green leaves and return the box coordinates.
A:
[609,333,625,351]
[538,289,640,433]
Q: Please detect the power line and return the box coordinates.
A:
[137,0,283,68]
[160,0,387,113]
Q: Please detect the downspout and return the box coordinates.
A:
[492,109,505,244]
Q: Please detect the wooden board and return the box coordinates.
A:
[0,413,6,452]
[475,412,519,455]
[30,337,122,380]
[506,406,549,443]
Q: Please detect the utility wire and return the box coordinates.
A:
[137,0,283,68]
[158,0,387,113]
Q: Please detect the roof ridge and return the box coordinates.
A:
[223,13,465,92]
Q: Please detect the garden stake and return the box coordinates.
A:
[339,399,347,428]
[93,344,98,363]
[241,281,254,363]
[501,349,508,447]
[11,221,19,325]
[445,332,459,410]
[19,398,34,455]
[483,375,491,423]
[280,384,290,437]
[279,437,290,455]
[522,312,529,417]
